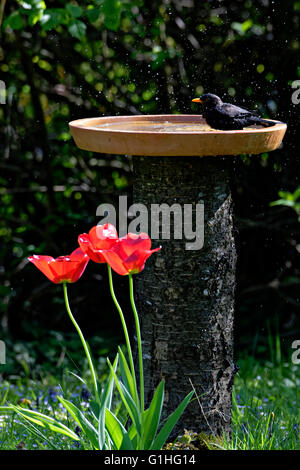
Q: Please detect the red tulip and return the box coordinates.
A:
[78,223,118,263]
[101,232,161,276]
[28,248,89,284]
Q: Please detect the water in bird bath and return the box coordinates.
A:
[93,120,215,133]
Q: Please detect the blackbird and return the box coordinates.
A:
[192,93,279,130]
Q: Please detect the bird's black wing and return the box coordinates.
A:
[220,102,256,118]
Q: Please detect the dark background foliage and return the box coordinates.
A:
[1,0,300,372]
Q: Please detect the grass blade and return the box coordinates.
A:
[5,405,80,441]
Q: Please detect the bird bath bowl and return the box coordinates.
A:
[69,114,286,437]
[69,114,286,157]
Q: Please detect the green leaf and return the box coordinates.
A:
[66,4,83,18]
[127,422,139,449]
[67,370,87,386]
[105,408,126,449]
[102,0,122,31]
[241,19,253,32]
[57,397,99,449]
[294,2,300,11]
[141,380,165,449]
[231,21,253,35]
[0,405,14,413]
[293,187,300,200]
[107,358,141,437]
[68,19,87,40]
[150,390,194,450]
[119,381,141,436]
[19,0,46,10]
[272,199,295,207]
[118,346,139,406]
[3,11,24,30]
[97,353,118,450]
[89,400,100,420]
[28,10,43,26]
[3,405,79,441]
[40,8,66,30]
[105,408,134,450]
[0,387,10,406]
[120,432,135,450]
[87,8,101,23]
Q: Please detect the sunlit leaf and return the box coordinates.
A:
[68,19,87,40]
[57,397,99,449]
[40,8,66,30]
[0,405,79,441]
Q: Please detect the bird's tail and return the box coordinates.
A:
[258,118,277,127]
[252,117,283,127]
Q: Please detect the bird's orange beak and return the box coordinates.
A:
[192,98,202,103]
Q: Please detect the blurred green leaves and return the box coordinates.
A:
[3,10,24,29]
[3,0,123,36]
[40,8,66,30]
[68,18,86,40]
[4,0,46,29]
[271,188,300,221]
[102,0,122,31]
[231,19,253,35]
[1,0,300,348]
[65,3,82,19]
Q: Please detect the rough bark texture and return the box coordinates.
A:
[132,155,237,438]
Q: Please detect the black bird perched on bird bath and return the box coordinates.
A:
[192,93,280,130]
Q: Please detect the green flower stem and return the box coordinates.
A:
[107,265,138,401]
[129,274,144,414]
[63,282,99,404]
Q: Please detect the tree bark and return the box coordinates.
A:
[132,155,237,438]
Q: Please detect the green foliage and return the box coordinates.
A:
[3,0,124,35]
[271,187,300,221]
[227,354,300,450]
[102,0,122,31]
[1,348,299,450]
[1,0,300,372]
[68,19,87,40]
[0,329,119,379]
[39,8,66,30]
[2,404,80,441]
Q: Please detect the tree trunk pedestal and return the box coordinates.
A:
[132,155,237,438]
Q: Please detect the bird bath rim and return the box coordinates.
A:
[69,114,287,157]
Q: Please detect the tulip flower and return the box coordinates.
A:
[28,248,89,284]
[78,224,161,275]
[78,223,161,412]
[102,232,161,276]
[78,223,118,263]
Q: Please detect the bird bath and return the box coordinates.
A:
[69,114,286,156]
[69,114,286,437]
